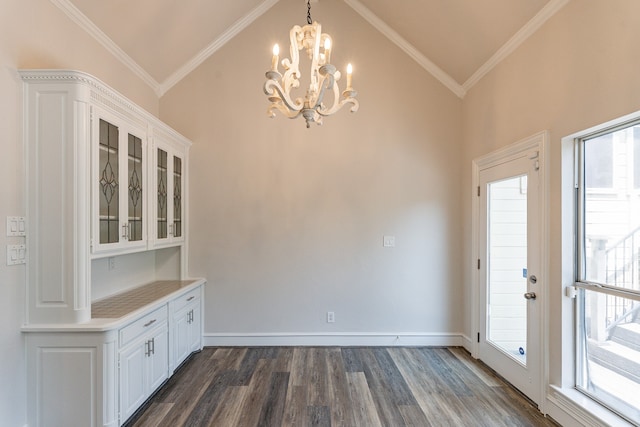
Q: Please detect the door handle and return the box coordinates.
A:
[524,292,537,300]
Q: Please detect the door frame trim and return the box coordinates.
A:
[471,130,549,411]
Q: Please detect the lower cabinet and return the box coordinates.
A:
[23,282,204,427]
[171,287,202,371]
[119,306,169,422]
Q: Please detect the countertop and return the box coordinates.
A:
[22,278,206,332]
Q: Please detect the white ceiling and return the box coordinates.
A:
[52,0,569,98]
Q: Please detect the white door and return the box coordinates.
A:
[476,140,543,406]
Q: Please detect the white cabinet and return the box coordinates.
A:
[21,69,201,427]
[119,307,169,422]
[153,134,186,248]
[20,68,193,326]
[92,107,148,255]
[170,287,202,370]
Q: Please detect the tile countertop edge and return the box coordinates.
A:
[21,277,207,333]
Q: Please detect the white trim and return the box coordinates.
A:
[49,0,162,96]
[462,0,570,92]
[158,0,280,96]
[203,332,464,347]
[546,386,636,427]
[343,0,466,99]
[50,0,568,100]
[460,333,474,354]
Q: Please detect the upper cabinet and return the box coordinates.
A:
[92,107,148,254]
[20,70,192,325]
[152,131,187,248]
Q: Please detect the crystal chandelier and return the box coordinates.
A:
[264,0,359,128]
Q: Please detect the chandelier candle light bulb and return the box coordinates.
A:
[272,44,279,71]
[263,0,359,128]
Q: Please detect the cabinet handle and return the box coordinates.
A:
[122,224,128,240]
[145,340,150,357]
[144,319,156,327]
[186,296,195,302]
[150,337,155,355]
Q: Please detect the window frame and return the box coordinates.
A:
[574,118,640,426]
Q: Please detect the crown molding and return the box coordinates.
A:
[344,0,466,99]
[50,0,162,96]
[158,0,280,96]
[462,0,571,92]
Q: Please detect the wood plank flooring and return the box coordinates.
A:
[125,347,558,427]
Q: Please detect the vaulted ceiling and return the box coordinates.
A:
[52,0,569,98]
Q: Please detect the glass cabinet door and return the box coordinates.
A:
[173,155,182,239]
[157,148,168,240]
[154,143,185,247]
[99,119,120,244]
[127,134,144,242]
[93,111,147,255]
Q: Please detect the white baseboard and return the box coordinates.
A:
[203,332,464,347]
[460,333,473,353]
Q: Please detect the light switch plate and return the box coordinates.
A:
[383,235,396,247]
[7,216,26,237]
[7,244,26,265]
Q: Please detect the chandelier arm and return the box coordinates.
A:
[267,102,304,120]
[310,72,333,111]
[317,97,359,117]
[264,79,304,112]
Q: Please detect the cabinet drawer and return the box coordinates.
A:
[172,287,200,313]
[120,306,168,348]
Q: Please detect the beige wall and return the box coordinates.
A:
[161,0,464,339]
[0,1,158,424]
[461,0,640,388]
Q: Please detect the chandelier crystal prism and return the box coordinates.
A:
[263,0,359,128]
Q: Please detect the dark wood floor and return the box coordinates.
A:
[126,347,558,427]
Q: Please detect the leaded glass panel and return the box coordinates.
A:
[173,155,182,238]
[157,148,168,239]
[128,133,143,241]
[99,119,119,244]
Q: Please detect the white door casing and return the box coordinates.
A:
[471,131,548,408]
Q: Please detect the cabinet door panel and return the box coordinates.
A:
[127,133,144,242]
[148,326,169,392]
[173,155,183,239]
[119,344,146,422]
[189,303,202,353]
[173,306,190,369]
[98,118,120,245]
[156,147,169,241]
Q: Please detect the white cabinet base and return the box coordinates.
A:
[26,332,119,427]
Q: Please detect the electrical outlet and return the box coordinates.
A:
[108,257,116,271]
[383,235,395,247]
[327,311,335,323]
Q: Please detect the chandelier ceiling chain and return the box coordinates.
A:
[263,0,359,128]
